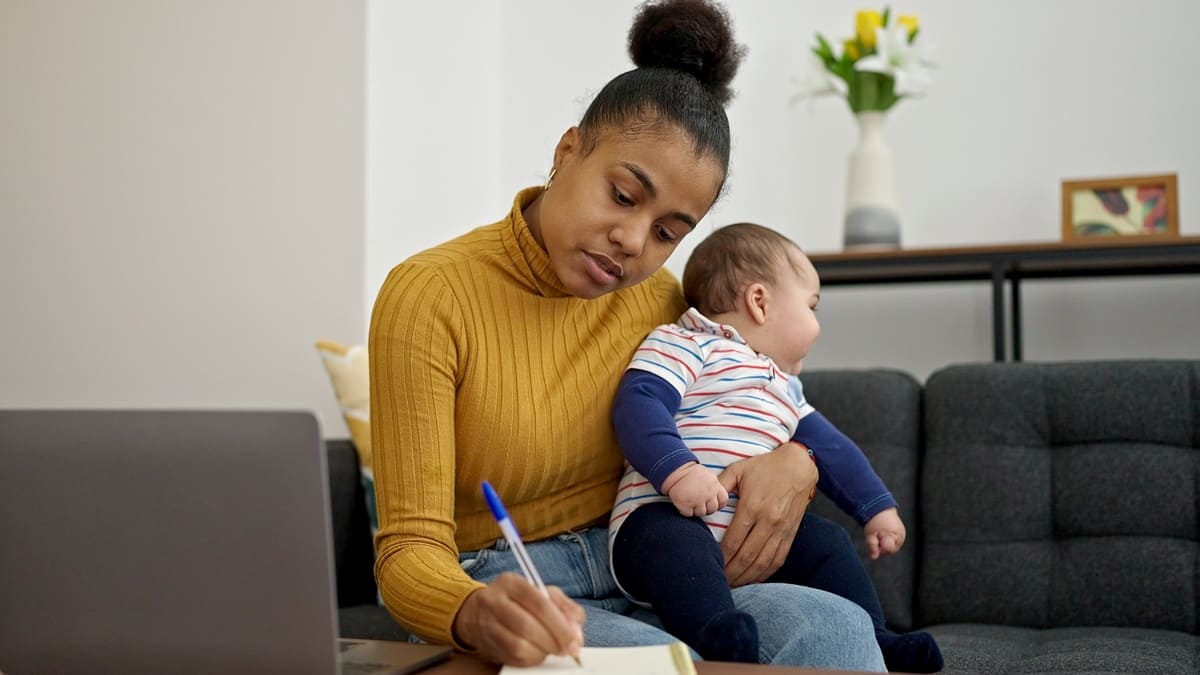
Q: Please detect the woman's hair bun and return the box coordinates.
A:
[628,0,745,106]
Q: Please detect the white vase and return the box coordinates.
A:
[843,111,901,250]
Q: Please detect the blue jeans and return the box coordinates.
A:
[458,525,885,670]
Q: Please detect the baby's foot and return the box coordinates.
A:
[696,609,759,663]
[877,630,943,673]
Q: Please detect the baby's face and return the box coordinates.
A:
[760,249,821,374]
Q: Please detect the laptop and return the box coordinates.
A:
[0,410,451,675]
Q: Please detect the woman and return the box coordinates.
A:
[369,0,886,668]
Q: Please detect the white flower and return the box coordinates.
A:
[854,23,936,96]
[794,49,847,102]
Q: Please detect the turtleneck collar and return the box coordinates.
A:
[506,186,573,298]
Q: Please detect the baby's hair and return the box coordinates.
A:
[578,0,746,182]
[683,223,803,316]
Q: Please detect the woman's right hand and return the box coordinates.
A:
[452,573,585,666]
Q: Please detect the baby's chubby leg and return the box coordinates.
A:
[769,514,943,673]
[611,502,758,663]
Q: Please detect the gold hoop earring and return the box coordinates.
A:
[545,167,556,189]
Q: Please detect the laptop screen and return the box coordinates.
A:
[0,410,346,675]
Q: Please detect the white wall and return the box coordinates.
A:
[365,0,504,306]
[3,1,1195,441]
[368,0,1199,380]
[0,0,365,436]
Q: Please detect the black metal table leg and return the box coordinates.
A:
[991,262,1006,361]
[1011,276,1023,362]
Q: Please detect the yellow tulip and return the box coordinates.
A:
[898,14,919,38]
[856,10,883,48]
[843,39,860,61]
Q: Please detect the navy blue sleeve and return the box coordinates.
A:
[792,411,898,525]
[611,369,698,493]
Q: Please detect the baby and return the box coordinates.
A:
[608,223,942,672]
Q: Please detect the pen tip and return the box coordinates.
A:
[573,655,583,667]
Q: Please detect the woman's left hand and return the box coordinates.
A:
[717,441,817,586]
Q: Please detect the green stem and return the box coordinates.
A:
[848,71,899,113]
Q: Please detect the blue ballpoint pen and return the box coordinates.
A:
[481,481,583,667]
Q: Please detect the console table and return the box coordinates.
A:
[807,236,1200,361]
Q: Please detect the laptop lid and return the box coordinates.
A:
[0,410,350,675]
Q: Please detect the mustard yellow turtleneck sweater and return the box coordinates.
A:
[369,187,687,646]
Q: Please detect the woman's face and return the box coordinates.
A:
[528,124,725,299]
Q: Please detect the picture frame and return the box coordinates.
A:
[1061,173,1179,241]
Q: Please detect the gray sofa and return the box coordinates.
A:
[328,360,1200,673]
[804,360,1198,674]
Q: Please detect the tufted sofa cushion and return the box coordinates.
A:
[919,361,1199,630]
[918,360,1199,673]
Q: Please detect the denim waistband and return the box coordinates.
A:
[459,525,618,601]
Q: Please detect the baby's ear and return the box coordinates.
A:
[743,282,769,324]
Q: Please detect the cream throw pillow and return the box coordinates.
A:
[315,339,377,533]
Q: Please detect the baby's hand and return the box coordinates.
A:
[864,507,906,560]
[660,462,728,517]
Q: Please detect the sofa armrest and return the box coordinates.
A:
[326,439,379,607]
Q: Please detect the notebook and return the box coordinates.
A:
[0,409,450,675]
[500,644,695,674]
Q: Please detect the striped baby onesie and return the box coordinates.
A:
[608,307,815,545]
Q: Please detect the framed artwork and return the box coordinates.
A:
[1061,173,1179,241]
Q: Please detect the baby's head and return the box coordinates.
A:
[682,223,820,374]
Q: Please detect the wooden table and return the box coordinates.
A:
[807,236,1200,361]
[426,652,879,674]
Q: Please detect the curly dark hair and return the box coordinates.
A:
[578,0,746,183]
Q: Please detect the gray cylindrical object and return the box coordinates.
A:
[844,206,901,249]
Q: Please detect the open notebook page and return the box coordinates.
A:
[499,643,695,675]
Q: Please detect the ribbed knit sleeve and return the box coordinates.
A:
[369,261,478,647]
